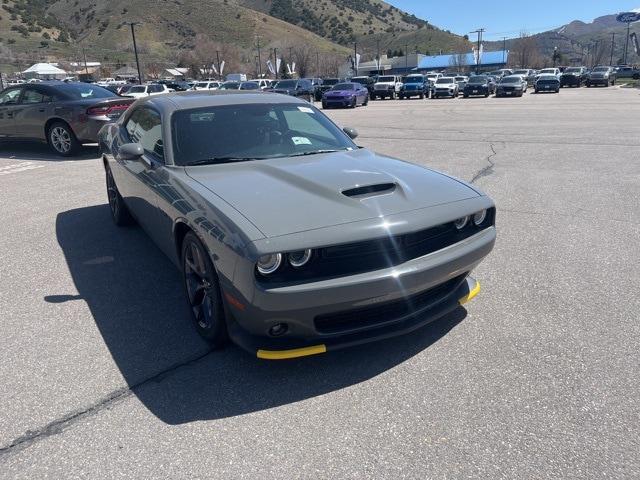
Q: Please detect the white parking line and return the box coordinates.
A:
[0,162,46,176]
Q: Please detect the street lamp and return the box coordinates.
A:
[124,22,143,84]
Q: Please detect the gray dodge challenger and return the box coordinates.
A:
[99,91,496,359]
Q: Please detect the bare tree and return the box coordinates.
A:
[145,62,164,79]
[511,31,540,68]
[292,44,314,78]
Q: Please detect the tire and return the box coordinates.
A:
[463,93,469,98]
[363,95,369,106]
[105,165,134,226]
[182,231,228,348]
[321,102,327,109]
[48,121,79,157]
[371,93,376,100]
[419,93,424,99]
[484,93,489,98]
[389,91,395,100]
[350,97,356,108]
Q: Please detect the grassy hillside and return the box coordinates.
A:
[0,0,465,73]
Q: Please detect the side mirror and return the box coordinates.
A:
[119,142,144,160]
[343,127,358,140]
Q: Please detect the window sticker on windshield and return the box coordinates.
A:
[292,136,312,145]
[297,106,314,114]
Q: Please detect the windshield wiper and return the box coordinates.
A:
[184,157,264,166]
[288,149,348,157]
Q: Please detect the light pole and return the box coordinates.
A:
[610,32,616,66]
[124,22,143,84]
[470,29,485,74]
[624,22,631,64]
[256,36,262,78]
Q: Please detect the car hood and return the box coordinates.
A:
[590,72,608,77]
[325,90,355,96]
[185,149,479,238]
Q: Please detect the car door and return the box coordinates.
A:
[0,87,23,138]
[112,106,167,240]
[12,85,58,140]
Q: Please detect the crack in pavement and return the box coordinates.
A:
[469,143,499,184]
[0,349,213,460]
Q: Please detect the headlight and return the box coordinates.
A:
[257,253,282,275]
[288,249,312,268]
[454,216,469,230]
[473,210,487,226]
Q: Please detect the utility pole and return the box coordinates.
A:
[376,38,380,74]
[216,50,221,80]
[610,32,616,66]
[124,22,143,84]
[502,37,507,65]
[353,42,358,76]
[470,28,485,74]
[316,51,319,77]
[274,48,278,80]
[82,47,89,75]
[405,43,409,71]
[256,36,262,78]
[624,22,631,64]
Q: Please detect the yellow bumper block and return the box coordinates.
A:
[257,344,327,360]
[459,280,481,305]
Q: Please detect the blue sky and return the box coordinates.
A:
[389,1,640,40]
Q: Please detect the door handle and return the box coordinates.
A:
[38,108,45,112]
[6,112,13,118]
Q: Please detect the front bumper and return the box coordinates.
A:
[323,97,353,107]
[224,225,496,359]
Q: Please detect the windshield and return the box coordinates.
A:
[56,83,116,99]
[172,103,356,166]
[240,82,259,90]
[500,76,520,84]
[377,76,395,82]
[274,80,296,88]
[128,86,146,93]
[404,76,424,83]
[513,70,529,75]
[351,77,368,84]
[593,67,609,72]
[436,78,454,84]
[454,77,467,82]
[467,76,488,84]
[332,83,355,90]
[540,69,556,74]
[323,79,340,85]
[220,82,239,89]
[565,68,581,73]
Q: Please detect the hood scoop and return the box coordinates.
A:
[342,182,397,199]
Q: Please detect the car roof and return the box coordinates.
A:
[137,91,308,114]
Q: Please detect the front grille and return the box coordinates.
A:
[257,208,495,286]
[314,274,467,334]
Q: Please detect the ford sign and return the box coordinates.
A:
[617,12,640,23]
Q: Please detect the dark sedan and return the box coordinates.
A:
[535,75,560,93]
[350,76,376,97]
[99,91,495,359]
[316,78,341,100]
[322,82,369,108]
[268,79,314,102]
[0,82,133,156]
[560,67,588,87]
[463,76,494,97]
[495,76,527,97]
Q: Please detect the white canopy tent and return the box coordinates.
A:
[22,63,67,80]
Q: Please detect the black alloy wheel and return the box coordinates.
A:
[106,166,134,226]
[182,232,228,347]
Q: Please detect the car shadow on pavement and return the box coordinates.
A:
[52,205,467,424]
[0,141,99,161]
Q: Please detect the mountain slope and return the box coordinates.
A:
[0,0,465,71]
[489,13,640,67]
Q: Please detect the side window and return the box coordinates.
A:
[21,88,47,104]
[0,88,22,105]
[125,108,164,161]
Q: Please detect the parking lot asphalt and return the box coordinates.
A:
[1,86,639,479]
